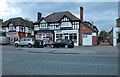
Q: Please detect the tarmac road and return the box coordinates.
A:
[2,45,118,75]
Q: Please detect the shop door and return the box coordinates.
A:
[10,37,14,44]
[65,35,69,39]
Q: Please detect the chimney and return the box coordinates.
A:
[37,12,42,21]
[80,7,83,21]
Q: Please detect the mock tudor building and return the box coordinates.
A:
[3,17,34,44]
[34,7,98,46]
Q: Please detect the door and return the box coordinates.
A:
[10,37,14,44]
[65,35,69,39]
[82,34,92,45]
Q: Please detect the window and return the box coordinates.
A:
[40,23,47,29]
[61,17,72,28]
[28,27,32,33]
[0,32,6,36]
[19,26,25,32]
[34,26,39,31]
[72,22,79,29]
[2,27,6,32]
[20,38,24,41]
[61,22,72,27]
[9,24,15,31]
[69,33,77,43]
[56,40,61,43]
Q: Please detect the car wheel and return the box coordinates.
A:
[28,44,32,48]
[15,43,18,47]
[65,45,68,48]
[51,45,54,48]
[21,46,24,47]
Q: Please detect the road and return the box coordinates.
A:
[2,45,118,75]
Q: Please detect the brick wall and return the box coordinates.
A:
[79,22,98,46]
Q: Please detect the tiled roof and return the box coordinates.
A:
[3,17,33,27]
[83,21,99,32]
[45,11,80,22]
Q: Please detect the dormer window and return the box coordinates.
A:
[9,23,16,31]
[39,19,47,29]
[60,17,72,27]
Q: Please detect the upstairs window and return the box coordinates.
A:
[19,26,25,32]
[28,27,32,33]
[40,23,47,28]
[61,22,72,27]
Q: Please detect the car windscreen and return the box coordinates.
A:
[56,40,61,43]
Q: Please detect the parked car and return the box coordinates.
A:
[0,32,9,45]
[33,39,44,48]
[50,39,74,48]
[14,37,34,48]
[42,38,53,47]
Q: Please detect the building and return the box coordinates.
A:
[109,18,120,46]
[3,17,34,44]
[0,19,3,32]
[34,7,98,46]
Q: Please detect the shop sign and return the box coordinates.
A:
[6,32,18,37]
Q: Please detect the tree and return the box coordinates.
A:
[98,30,108,42]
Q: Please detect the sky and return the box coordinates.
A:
[0,0,119,32]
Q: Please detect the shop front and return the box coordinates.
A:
[35,30,54,44]
[6,32,19,44]
[54,30,79,46]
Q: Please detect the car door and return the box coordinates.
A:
[24,38,30,45]
[55,40,61,47]
[60,40,66,47]
[19,38,25,45]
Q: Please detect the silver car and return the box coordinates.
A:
[14,38,34,48]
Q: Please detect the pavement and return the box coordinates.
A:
[14,45,118,54]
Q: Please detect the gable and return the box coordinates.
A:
[40,19,46,23]
[60,16,70,22]
[9,23,14,27]
[81,23,97,33]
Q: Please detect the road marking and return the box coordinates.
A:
[42,61,118,66]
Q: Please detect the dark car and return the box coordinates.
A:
[33,39,44,48]
[50,39,74,48]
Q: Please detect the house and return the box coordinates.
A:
[109,17,120,46]
[34,7,98,46]
[0,19,3,32]
[2,17,34,44]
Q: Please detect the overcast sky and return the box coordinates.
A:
[0,1,119,32]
